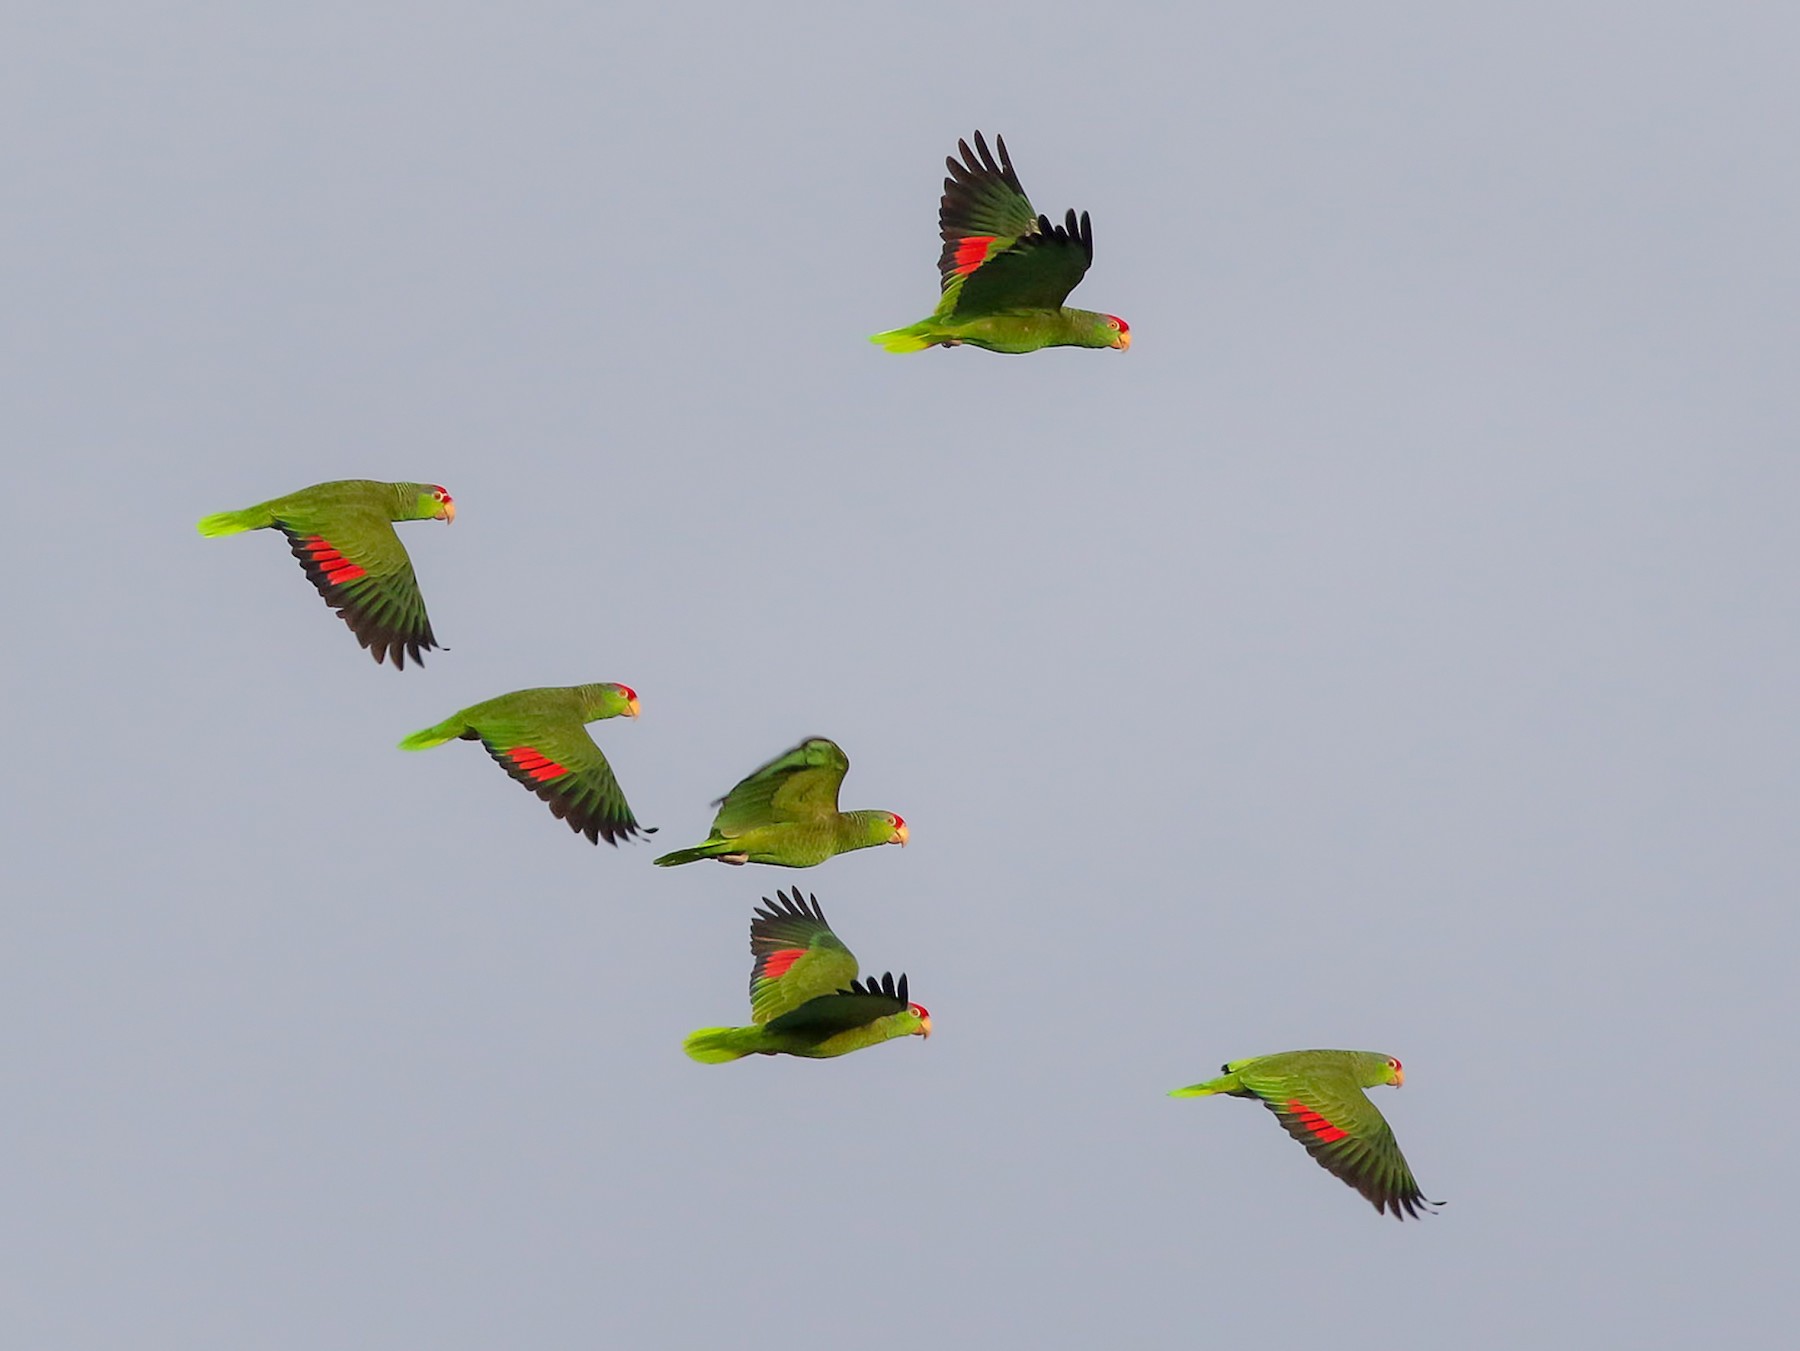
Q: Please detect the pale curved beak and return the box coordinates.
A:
[439,500,456,523]
[1394,1067,1405,1087]
[893,823,909,847]
[919,1015,931,1039]
[1114,330,1131,351]
[626,697,641,719]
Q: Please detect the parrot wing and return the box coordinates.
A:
[1237,1064,1441,1220]
[278,517,438,668]
[763,972,910,1037]
[479,716,651,846]
[946,209,1094,317]
[936,131,1041,286]
[747,887,859,1024]
[710,737,849,832]
[936,132,1093,316]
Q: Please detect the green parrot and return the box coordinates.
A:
[196,479,454,668]
[871,131,1130,355]
[652,737,906,868]
[398,683,653,846]
[684,887,931,1062]
[1171,1050,1443,1220]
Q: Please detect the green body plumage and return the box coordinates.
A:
[653,811,900,868]
[1171,1049,1442,1220]
[684,888,930,1063]
[398,683,652,845]
[683,1014,922,1063]
[873,306,1125,355]
[872,132,1129,356]
[197,478,454,668]
[653,737,906,869]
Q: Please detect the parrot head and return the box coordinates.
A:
[414,485,455,522]
[577,683,640,720]
[1358,1052,1404,1088]
[1107,316,1130,350]
[883,812,908,847]
[906,1002,932,1039]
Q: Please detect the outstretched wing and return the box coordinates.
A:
[479,717,651,846]
[710,737,850,833]
[747,888,858,1023]
[936,132,1093,317]
[278,518,438,668]
[936,131,1040,287]
[1238,1065,1441,1220]
[763,972,910,1037]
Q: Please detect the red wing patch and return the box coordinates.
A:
[952,235,998,276]
[759,947,807,983]
[506,746,568,782]
[1287,1100,1349,1144]
[300,535,367,586]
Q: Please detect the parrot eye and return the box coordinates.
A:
[1388,1058,1401,1070]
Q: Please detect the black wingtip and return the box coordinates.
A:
[1384,1193,1446,1221]
[946,131,1020,196]
[756,887,824,925]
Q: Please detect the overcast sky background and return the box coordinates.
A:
[6,4,1798,1347]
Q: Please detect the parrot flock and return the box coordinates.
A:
[197,133,1439,1221]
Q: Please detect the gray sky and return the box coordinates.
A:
[7,3,1798,1347]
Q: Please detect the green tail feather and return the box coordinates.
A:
[397,716,469,751]
[652,841,728,867]
[868,324,938,353]
[684,1027,761,1063]
[1169,1072,1238,1098]
[196,506,271,537]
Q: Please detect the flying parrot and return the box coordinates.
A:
[871,130,1130,355]
[652,737,906,868]
[398,683,653,845]
[1170,1050,1442,1220]
[196,479,454,668]
[684,887,931,1062]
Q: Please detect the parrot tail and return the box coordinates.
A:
[683,1027,761,1064]
[1169,1072,1239,1098]
[195,506,273,537]
[652,841,728,867]
[868,323,939,353]
[397,716,470,751]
